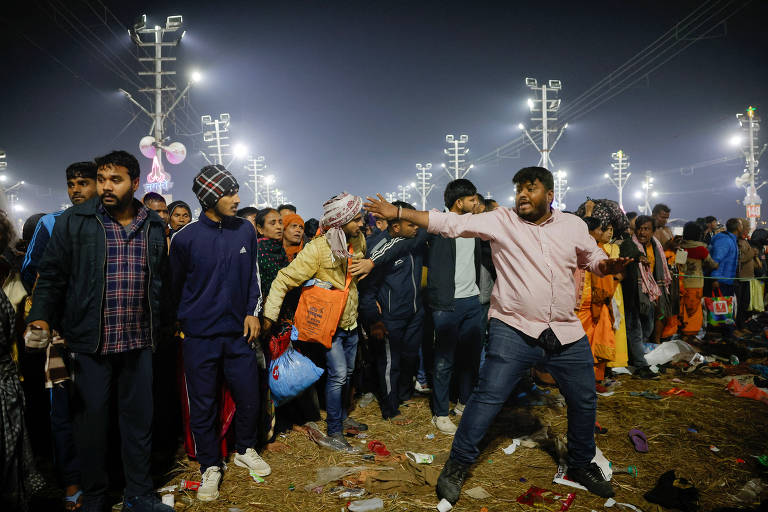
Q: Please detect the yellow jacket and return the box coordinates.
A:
[263,233,366,330]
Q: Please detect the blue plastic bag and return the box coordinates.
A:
[268,344,324,406]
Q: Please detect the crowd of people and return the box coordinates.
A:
[1,149,766,511]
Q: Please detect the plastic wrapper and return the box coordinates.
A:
[516,486,575,511]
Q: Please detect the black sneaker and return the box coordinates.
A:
[436,458,470,505]
[566,463,615,498]
[343,416,369,431]
[633,367,660,380]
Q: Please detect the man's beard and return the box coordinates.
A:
[517,201,548,222]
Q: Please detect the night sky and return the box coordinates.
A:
[2,0,767,223]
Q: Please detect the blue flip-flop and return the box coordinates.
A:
[64,489,83,511]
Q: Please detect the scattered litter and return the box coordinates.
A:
[355,433,369,439]
[406,452,434,464]
[710,445,720,452]
[516,486,575,510]
[661,387,694,397]
[304,466,386,491]
[157,485,176,493]
[228,508,242,512]
[604,497,643,511]
[672,378,685,383]
[367,440,390,456]
[161,494,174,507]
[597,391,615,397]
[339,489,367,498]
[487,459,493,464]
[502,439,521,454]
[464,486,492,499]
[735,458,746,464]
[249,470,265,483]
[594,422,608,434]
[179,479,200,490]
[612,367,631,375]
[687,428,698,433]
[730,355,740,365]
[425,433,435,440]
[347,497,384,511]
[644,470,699,511]
[736,478,764,503]
[519,477,527,482]
[288,483,295,491]
[645,339,697,366]
[436,498,453,512]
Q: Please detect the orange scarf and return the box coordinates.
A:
[283,213,305,262]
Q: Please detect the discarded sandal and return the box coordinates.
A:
[629,428,649,453]
[660,388,693,397]
[629,391,663,400]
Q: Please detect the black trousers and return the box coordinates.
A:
[70,348,154,506]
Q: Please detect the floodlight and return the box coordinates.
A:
[133,14,146,32]
[191,70,202,83]
[166,15,183,29]
[548,80,562,90]
[525,77,538,88]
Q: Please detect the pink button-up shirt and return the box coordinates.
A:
[427,207,608,344]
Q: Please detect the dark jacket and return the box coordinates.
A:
[360,228,428,325]
[425,233,482,311]
[26,197,169,353]
[169,213,262,338]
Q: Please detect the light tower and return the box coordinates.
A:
[442,135,473,179]
[123,14,194,196]
[201,113,231,165]
[635,171,656,215]
[553,170,569,210]
[244,155,266,207]
[518,78,567,170]
[397,184,412,202]
[604,149,631,210]
[264,175,275,207]
[735,106,766,232]
[415,163,434,210]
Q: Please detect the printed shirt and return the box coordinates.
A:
[427,207,607,345]
[99,202,151,354]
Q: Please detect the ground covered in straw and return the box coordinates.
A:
[160,353,768,512]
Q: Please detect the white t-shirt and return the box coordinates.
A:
[454,237,479,298]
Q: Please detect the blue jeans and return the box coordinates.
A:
[325,329,359,435]
[626,306,654,367]
[450,319,597,468]
[432,296,484,416]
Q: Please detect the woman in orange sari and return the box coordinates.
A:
[680,222,718,339]
[576,218,616,382]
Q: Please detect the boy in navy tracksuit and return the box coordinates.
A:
[360,202,428,420]
[169,165,270,502]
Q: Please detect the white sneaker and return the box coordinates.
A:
[415,381,432,393]
[432,415,457,435]
[233,447,272,476]
[197,466,221,502]
[453,402,465,416]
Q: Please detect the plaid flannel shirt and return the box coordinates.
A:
[99,202,152,354]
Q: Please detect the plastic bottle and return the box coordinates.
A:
[347,498,384,511]
[736,478,764,503]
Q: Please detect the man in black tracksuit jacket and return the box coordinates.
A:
[360,202,428,419]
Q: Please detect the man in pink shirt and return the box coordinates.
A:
[365,166,630,504]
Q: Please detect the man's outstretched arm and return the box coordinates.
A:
[364,194,430,227]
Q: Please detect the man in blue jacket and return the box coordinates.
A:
[169,165,269,502]
[360,201,427,420]
[26,150,172,512]
[709,217,741,337]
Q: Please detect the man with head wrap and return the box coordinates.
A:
[169,165,270,502]
[262,192,370,453]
